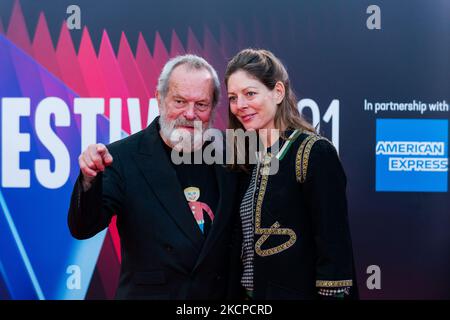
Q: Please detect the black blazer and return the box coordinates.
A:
[241,132,357,300]
[68,118,242,300]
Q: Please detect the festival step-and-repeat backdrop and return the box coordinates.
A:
[0,0,449,299]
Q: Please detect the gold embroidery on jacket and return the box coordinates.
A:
[295,133,327,183]
[316,280,353,287]
[254,154,297,257]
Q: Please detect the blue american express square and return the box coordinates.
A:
[375,119,448,192]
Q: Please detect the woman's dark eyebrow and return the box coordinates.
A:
[228,86,258,94]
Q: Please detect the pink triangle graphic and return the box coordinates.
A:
[32,13,61,78]
[7,0,33,55]
[56,22,88,96]
[170,29,186,57]
[203,26,227,129]
[187,27,203,56]
[136,32,158,95]
[78,26,108,98]
[152,31,170,75]
[98,30,130,124]
[219,23,236,60]
[118,32,150,130]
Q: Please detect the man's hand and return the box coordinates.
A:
[78,144,113,191]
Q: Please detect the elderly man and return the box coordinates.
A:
[68,55,241,300]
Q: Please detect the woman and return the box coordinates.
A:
[225,49,356,300]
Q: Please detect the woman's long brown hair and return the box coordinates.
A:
[225,49,315,171]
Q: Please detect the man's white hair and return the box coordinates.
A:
[156,54,221,108]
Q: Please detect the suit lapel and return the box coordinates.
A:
[133,120,204,252]
[193,163,235,271]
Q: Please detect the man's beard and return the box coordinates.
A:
[159,111,212,153]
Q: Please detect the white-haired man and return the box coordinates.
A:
[68,55,242,300]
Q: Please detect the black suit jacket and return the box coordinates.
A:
[68,118,242,300]
[240,132,357,300]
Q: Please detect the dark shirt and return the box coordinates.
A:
[162,139,218,237]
